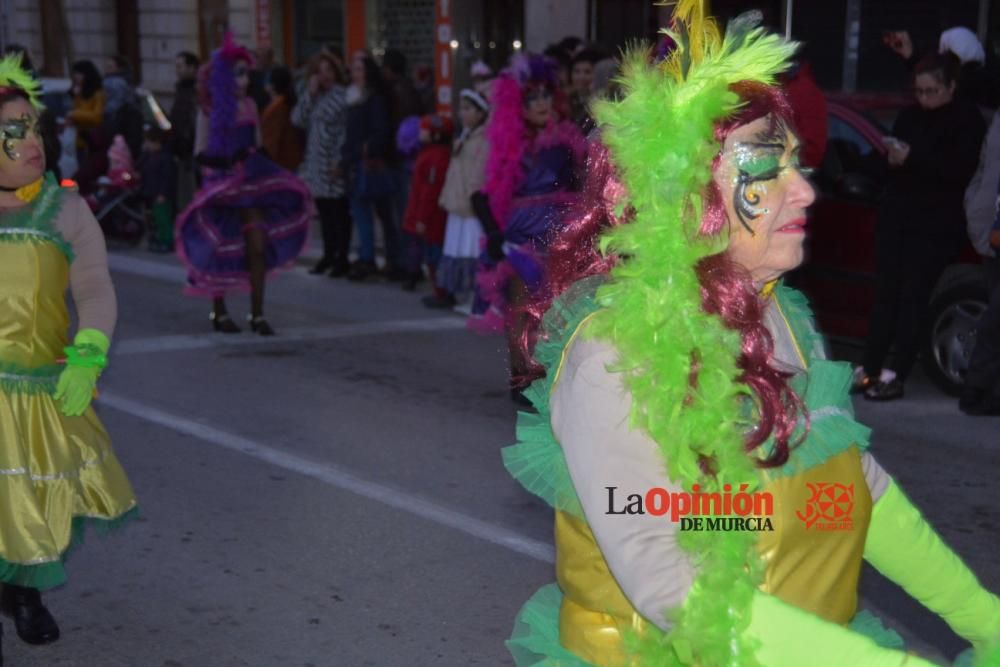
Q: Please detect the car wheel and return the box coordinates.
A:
[922,283,989,395]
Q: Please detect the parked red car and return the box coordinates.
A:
[788,99,988,394]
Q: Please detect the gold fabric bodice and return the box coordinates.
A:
[555,446,872,665]
[0,239,70,369]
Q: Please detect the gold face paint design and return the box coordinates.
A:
[726,122,811,235]
[0,113,41,162]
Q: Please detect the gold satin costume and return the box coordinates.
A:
[514,286,880,666]
[0,183,136,589]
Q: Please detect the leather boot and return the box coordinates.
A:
[1,585,59,645]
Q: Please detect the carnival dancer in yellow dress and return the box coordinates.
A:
[0,55,137,652]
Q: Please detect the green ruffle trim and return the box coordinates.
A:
[0,361,61,395]
[507,584,907,666]
[754,286,872,481]
[502,277,609,520]
[0,172,73,262]
[506,583,597,666]
[0,506,138,590]
[503,282,874,517]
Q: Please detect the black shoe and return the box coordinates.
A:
[210,312,241,333]
[309,257,334,275]
[1,585,59,645]
[248,316,276,336]
[347,261,377,282]
[864,378,904,402]
[329,261,350,278]
[422,293,456,309]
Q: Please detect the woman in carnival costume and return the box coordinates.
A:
[468,54,586,405]
[175,33,313,336]
[0,54,137,651]
[501,4,1000,666]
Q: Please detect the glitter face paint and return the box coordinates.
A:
[725,121,810,235]
[0,113,41,162]
[715,115,818,285]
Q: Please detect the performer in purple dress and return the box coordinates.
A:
[468,54,585,405]
[174,33,313,335]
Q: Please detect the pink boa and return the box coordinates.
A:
[482,75,586,229]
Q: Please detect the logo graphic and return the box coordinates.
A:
[796,482,854,531]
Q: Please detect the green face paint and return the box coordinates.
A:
[0,113,41,162]
[727,127,805,234]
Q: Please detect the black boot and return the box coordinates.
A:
[1,585,59,645]
[309,257,334,275]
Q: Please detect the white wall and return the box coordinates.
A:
[524,0,587,53]
[138,0,199,96]
[64,0,117,68]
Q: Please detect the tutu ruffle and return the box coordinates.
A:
[175,151,313,296]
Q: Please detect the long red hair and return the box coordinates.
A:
[517,80,805,468]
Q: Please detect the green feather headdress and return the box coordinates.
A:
[0,53,43,110]
[585,2,798,664]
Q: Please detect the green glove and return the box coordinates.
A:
[865,481,1000,652]
[745,591,938,666]
[54,328,109,417]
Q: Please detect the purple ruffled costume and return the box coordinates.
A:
[469,145,578,333]
[175,99,313,297]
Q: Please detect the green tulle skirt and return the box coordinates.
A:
[506,583,905,666]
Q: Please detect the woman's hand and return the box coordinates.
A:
[887,140,910,167]
[328,164,343,181]
[882,30,913,59]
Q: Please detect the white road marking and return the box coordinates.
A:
[113,318,468,356]
[99,392,556,564]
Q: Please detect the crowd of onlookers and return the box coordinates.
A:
[5,24,1000,413]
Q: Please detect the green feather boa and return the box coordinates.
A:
[583,11,798,667]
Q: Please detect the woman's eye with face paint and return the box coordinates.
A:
[0,116,40,161]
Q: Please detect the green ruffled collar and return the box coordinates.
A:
[0,173,72,261]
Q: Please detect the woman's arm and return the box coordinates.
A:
[551,333,696,630]
[60,194,117,339]
[67,91,106,129]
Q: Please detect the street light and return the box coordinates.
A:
[449,40,459,50]
[513,39,522,50]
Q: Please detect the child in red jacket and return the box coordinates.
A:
[401,114,454,293]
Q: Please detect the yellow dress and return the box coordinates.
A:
[0,180,137,590]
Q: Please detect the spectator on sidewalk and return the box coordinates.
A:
[261,65,305,172]
[960,109,1000,415]
[858,53,986,401]
[885,26,1000,112]
[292,53,351,277]
[434,89,490,309]
[400,114,453,293]
[342,52,400,281]
[139,126,178,253]
[170,51,200,207]
[102,55,137,122]
[67,60,106,162]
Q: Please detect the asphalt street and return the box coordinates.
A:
[4,244,997,667]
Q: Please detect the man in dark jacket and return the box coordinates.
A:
[170,51,200,207]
